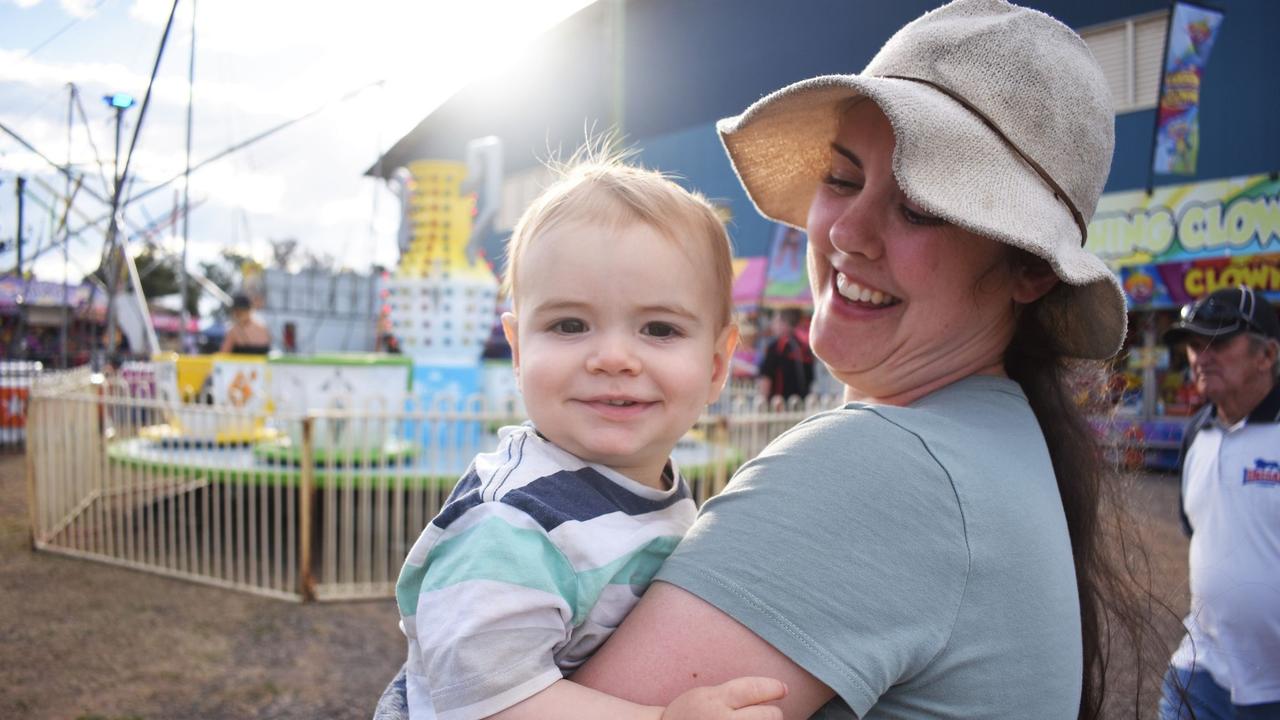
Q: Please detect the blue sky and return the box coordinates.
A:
[1,0,595,298]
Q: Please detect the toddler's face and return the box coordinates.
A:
[502,219,736,488]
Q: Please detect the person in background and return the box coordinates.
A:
[219,293,271,355]
[1158,285,1280,720]
[282,321,298,354]
[756,308,814,403]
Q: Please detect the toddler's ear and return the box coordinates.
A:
[707,323,740,404]
[501,312,521,384]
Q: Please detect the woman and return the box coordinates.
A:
[220,293,271,354]
[573,1,1140,718]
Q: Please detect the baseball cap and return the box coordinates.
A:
[1163,286,1280,345]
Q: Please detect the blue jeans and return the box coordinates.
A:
[373,664,409,720]
[1159,667,1280,720]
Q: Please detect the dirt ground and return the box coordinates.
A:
[0,450,1191,720]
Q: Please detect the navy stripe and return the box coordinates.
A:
[431,469,485,530]
[500,467,690,533]
[452,467,484,498]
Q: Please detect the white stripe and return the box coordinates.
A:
[402,501,549,569]
[435,671,563,720]
[415,579,571,647]
[548,503,695,571]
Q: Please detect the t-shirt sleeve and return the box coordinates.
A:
[400,502,576,720]
[656,408,970,716]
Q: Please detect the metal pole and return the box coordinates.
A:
[14,177,24,276]
[179,0,196,353]
[62,85,73,368]
[104,106,123,360]
[113,106,123,190]
[9,177,27,359]
[299,416,315,601]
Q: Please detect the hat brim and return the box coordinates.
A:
[717,75,1127,360]
[1162,322,1244,346]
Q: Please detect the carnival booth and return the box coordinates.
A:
[1087,172,1280,468]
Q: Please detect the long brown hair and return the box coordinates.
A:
[1005,282,1175,719]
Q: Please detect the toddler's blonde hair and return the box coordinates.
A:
[502,144,734,329]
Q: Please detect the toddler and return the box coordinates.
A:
[392,155,785,719]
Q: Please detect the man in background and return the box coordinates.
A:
[757,308,813,403]
[1159,286,1280,719]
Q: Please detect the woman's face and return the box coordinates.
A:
[805,101,1025,403]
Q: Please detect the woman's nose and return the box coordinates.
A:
[828,195,885,261]
[586,335,642,375]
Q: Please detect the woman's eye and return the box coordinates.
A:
[901,204,946,226]
[822,173,863,195]
[643,322,681,338]
[551,319,587,334]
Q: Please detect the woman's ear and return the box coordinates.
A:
[1011,254,1060,304]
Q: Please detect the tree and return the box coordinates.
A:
[270,237,299,271]
[88,242,201,316]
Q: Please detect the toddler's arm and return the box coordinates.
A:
[487,676,786,720]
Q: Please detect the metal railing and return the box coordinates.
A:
[25,365,837,602]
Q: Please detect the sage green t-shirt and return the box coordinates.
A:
[656,376,1082,719]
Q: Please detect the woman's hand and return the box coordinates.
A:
[662,677,787,720]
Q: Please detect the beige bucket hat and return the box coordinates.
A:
[718,0,1127,359]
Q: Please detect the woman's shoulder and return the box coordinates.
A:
[773,376,1027,457]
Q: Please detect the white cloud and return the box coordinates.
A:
[60,0,98,18]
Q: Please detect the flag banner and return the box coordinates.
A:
[1152,1,1225,176]
[762,224,811,308]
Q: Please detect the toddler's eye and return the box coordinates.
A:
[551,318,587,334]
[643,322,681,338]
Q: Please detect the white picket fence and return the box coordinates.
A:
[24,366,835,602]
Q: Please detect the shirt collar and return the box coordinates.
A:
[1212,382,1280,426]
[1249,382,1280,423]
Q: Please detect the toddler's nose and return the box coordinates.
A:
[586,335,641,375]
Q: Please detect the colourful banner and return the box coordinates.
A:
[1088,174,1279,267]
[0,278,101,311]
[1152,1,1224,176]
[1120,252,1280,308]
[762,224,811,308]
[730,256,767,309]
[1091,173,1280,308]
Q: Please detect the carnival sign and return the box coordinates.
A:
[1152,1,1224,176]
[1091,173,1280,307]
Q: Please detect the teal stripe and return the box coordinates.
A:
[397,519,683,625]
[396,562,428,617]
[572,536,681,625]
[398,516,577,618]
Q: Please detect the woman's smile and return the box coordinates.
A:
[833,270,900,307]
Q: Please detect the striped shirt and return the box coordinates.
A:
[395,423,696,720]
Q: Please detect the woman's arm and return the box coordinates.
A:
[487,675,786,720]
[573,582,836,719]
